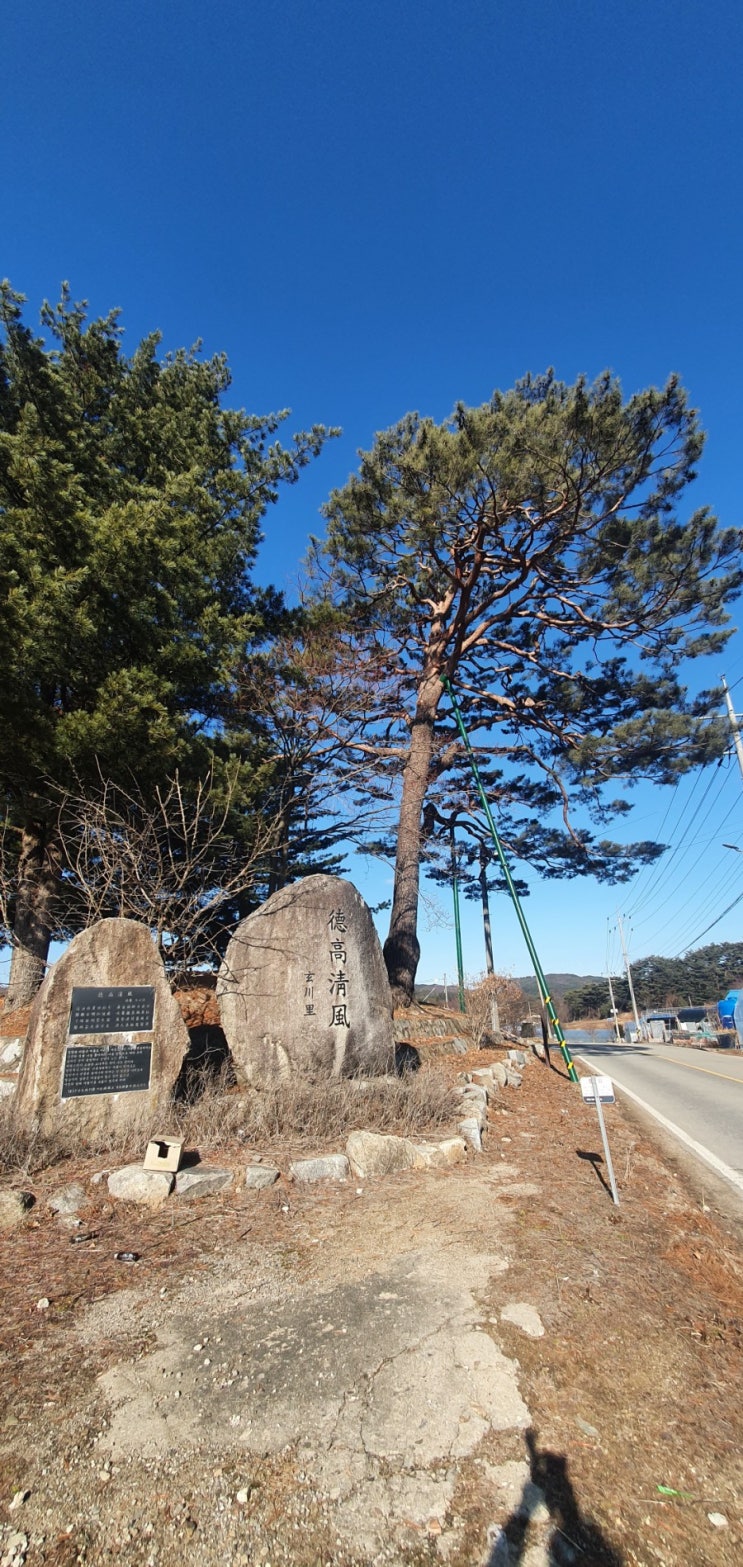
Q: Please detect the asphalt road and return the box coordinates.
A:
[567,1036,743,1197]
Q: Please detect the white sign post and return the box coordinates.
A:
[580,1075,619,1206]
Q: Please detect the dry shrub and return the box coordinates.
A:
[0,1095,174,1178]
[465,971,526,1041]
[177,1066,458,1151]
[0,1067,459,1175]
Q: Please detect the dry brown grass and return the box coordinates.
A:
[0,1096,169,1179]
[0,1066,459,1177]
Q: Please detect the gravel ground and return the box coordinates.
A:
[0,1048,741,1566]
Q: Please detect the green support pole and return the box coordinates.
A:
[441,675,579,1083]
[450,825,466,1012]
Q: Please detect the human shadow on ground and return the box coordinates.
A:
[486,1428,625,1566]
[576,1147,613,1198]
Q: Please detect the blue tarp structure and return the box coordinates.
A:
[718,989,741,1028]
[734,995,743,1048]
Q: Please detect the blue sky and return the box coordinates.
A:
[3,1,743,987]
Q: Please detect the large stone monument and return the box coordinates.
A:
[15,918,189,1138]
[217,875,395,1084]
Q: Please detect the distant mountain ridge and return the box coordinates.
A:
[416,973,605,1009]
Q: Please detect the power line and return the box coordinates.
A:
[654,861,743,956]
[680,890,743,954]
[626,767,733,928]
[623,775,695,918]
[629,796,742,936]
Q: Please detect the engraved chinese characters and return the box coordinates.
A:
[68,986,155,1036]
[15,918,189,1139]
[217,875,395,1085]
[328,908,350,1029]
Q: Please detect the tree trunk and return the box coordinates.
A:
[479,844,494,976]
[383,676,440,1007]
[479,844,501,1037]
[5,819,61,1010]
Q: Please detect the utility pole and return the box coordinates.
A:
[606,970,622,1042]
[479,843,501,1038]
[449,825,466,1013]
[617,914,644,1039]
[722,674,743,785]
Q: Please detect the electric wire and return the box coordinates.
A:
[621,777,683,917]
[622,760,725,921]
[680,890,743,953]
[654,860,743,957]
[628,790,741,936]
[623,763,734,927]
[609,760,742,964]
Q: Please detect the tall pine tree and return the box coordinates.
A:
[315,373,741,1004]
[0,283,334,1004]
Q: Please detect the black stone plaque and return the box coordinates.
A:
[68,986,155,1036]
[61,1043,153,1099]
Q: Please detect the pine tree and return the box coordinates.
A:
[0,283,334,1004]
[315,372,741,1004]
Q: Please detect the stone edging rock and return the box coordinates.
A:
[5,1052,531,1215]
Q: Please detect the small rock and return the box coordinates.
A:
[504,1067,523,1088]
[174,1167,234,1199]
[0,1191,35,1231]
[245,1165,280,1190]
[289,1154,349,1184]
[460,1102,487,1130]
[459,1118,483,1153]
[490,1062,509,1088]
[346,1131,423,1178]
[471,1069,497,1092]
[235,1488,250,1505]
[458,1084,489,1110]
[36,1298,50,1312]
[450,1036,469,1054]
[414,1137,468,1169]
[1,1532,28,1566]
[8,1490,30,1512]
[500,1302,545,1338]
[508,1049,527,1067]
[576,1417,599,1439]
[107,1165,174,1205]
[708,1512,728,1528]
[48,1182,87,1216]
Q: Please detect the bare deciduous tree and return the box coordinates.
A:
[57,767,282,977]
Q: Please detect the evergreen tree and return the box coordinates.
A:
[315,373,741,1004]
[0,283,334,1004]
[563,940,743,1018]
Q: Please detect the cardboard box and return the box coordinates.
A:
[143,1137,184,1173]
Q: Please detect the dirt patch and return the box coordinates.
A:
[0,1048,741,1565]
